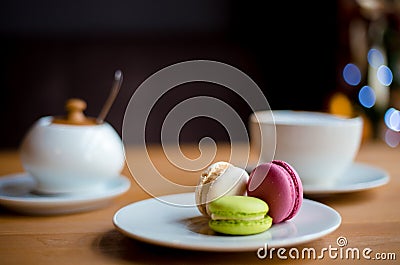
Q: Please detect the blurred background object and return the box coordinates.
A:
[333,0,400,146]
[1,0,398,148]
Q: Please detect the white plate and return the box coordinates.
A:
[0,172,131,215]
[302,162,390,195]
[113,193,341,252]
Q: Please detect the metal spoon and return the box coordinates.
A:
[96,70,123,124]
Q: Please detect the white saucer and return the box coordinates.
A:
[0,172,131,215]
[246,162,390,196]
[113,192,341,252]
[302,162,390,195]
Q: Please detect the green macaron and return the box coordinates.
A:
[208,195,273,235]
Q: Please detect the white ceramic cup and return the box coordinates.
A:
[249,110,363,186]
[20,116,125,194]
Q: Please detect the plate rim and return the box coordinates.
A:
[113,192,342,252]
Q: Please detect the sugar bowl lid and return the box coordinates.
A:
[52,98,97,125]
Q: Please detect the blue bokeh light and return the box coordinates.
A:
[358,86,376,108]
[384,108,400,132]
[367,48,384,68]
[377,65,393,86]
[343,63,361,86]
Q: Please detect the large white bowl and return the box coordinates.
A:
[249,110,363,186]
[20,116,125,194]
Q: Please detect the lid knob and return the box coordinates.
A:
[66,98,87,123]
[52,98,96,125]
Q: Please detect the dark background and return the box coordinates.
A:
[0,0,344,147]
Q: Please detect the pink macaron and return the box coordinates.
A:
[247,160,303,224]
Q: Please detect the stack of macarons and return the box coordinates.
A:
[195,160,303,235]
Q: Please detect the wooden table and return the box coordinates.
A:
[0,140,399,264]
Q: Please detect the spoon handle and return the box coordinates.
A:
[97,70,123,124]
